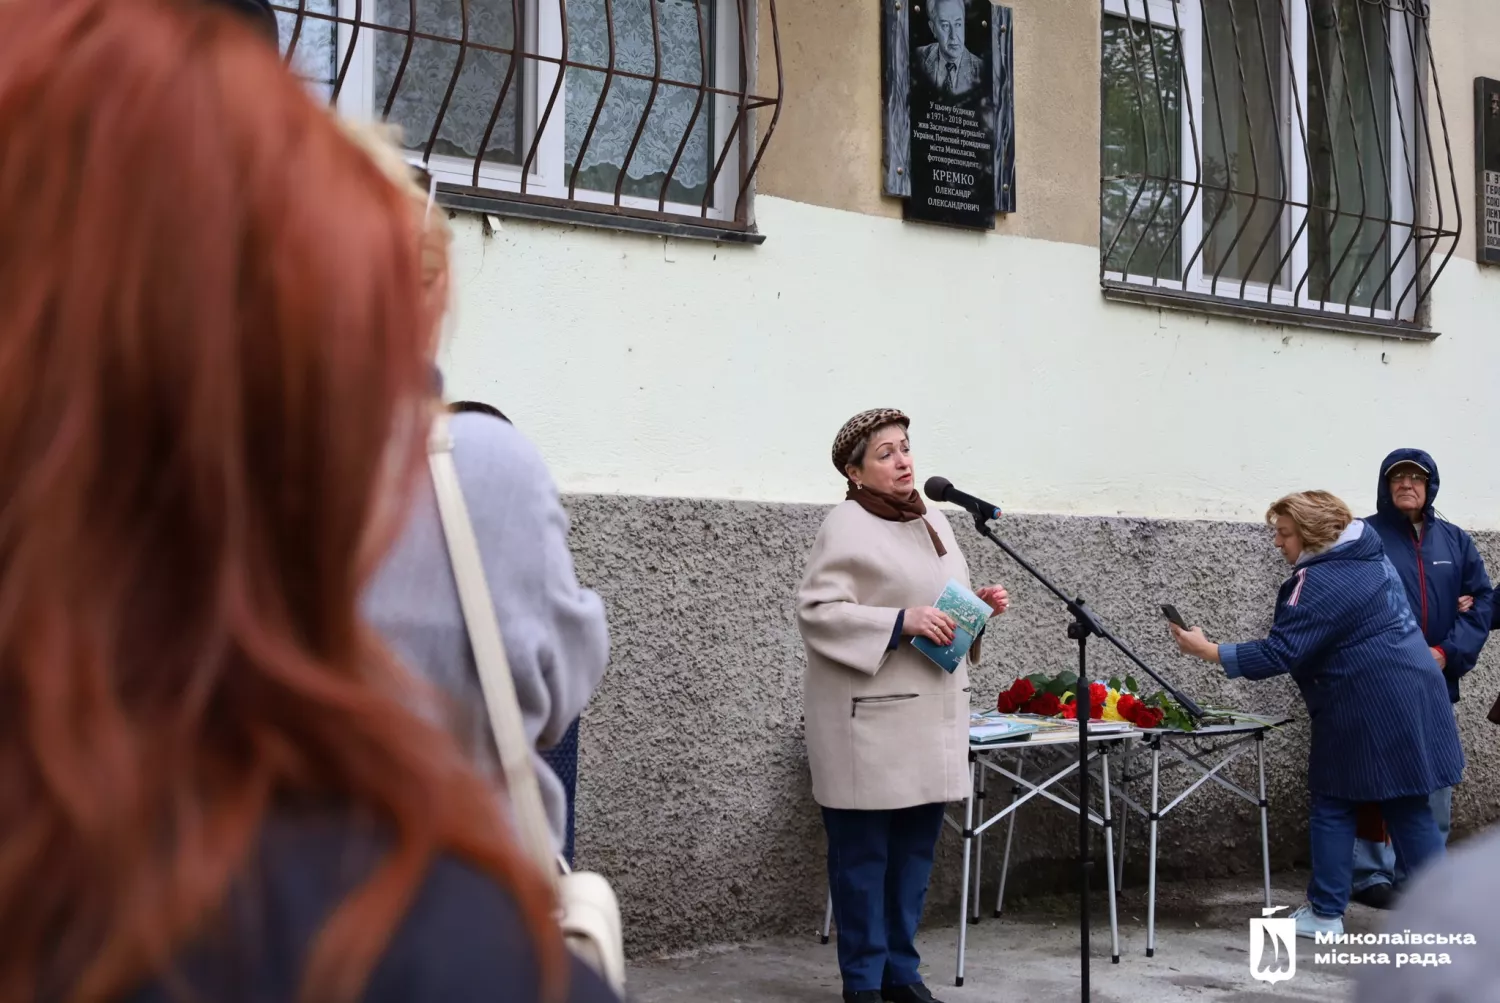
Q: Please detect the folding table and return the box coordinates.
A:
[819,725,1143,987]
[1108,716,1294,956]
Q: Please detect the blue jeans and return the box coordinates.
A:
[1351,786,1452,892]
[823,802,946,993]
[1309,792,1445,918]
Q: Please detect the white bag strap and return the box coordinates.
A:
[426,412,558,883]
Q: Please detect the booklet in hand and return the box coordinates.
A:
[912,578,990,674]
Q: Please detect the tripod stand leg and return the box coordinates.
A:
[1116,774,1129,891]
[1257,730,1272,909]
[971,756,985,924]
[1114,746,1131,891]
[995,755,1022,918]
[1076,635,1091,1002]
[1146,738,1161,958]
[956,758,975,988]
[1101,749,1120,965]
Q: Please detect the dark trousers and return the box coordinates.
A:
[539,717,580,866]
[1307,791,1445,918]
[823,802,946,993]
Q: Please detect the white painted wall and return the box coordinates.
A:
[437,195,1500,529]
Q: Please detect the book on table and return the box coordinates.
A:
[912,578,991,674]
[968,711,1040,744]
[967,711,1133,744]
[1015,716,1134,738]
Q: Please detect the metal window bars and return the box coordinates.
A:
[1098,0,1460,333]
[273,0,783,237]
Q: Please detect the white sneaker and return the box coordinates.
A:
[1290,903,1344,940]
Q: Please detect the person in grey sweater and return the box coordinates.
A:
[1353,822,1500,1003]
[362,408,609,854]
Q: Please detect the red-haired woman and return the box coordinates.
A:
[0,1,617,1001]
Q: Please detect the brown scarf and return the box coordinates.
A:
[846,484,947,557]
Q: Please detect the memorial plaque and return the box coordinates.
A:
[1478,77,1500,266]
[883,1,1015,213]
[883,2,1015,216]
[902,0,996,229]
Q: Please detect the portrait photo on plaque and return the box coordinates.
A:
[913,0,988,99]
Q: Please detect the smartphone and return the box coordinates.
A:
[1160,604,1188,629]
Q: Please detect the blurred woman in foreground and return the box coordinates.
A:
[0,1,614,1000]
[1171,491,1462,941]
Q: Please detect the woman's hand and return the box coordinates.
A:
[904,606,957,646]
[1171,623,1221,664]
[1459,594,1474,614]
[976,585,1009,617]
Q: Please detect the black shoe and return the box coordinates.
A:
[1352,883,1397,910]
[842,992,883,1003]
[882,984,945,1003]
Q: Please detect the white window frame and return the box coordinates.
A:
[329,0,749,222]
[1101,0,1420,322]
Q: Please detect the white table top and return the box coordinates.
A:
[970,725,1142,751]
[1135,715,1294,737]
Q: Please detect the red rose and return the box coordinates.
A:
[1090,702,1103,720]
[996,691,1017,714]
[1024,692,1063,717]
[1008,678,1036,702]
[1089,682,1108,706]
[1135,707,1165,729]
[1117,694,1140,720]
[1059,701,1078,720]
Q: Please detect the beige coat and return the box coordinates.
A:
[797,500,980,811]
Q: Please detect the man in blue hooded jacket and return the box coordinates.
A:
[1350,449,1493,909]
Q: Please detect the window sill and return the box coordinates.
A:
[435,187,766,246]
[1100,281,1438,342]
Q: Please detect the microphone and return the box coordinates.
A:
[924,476,1002,523]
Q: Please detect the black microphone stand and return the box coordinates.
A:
[964,509,1203,1003]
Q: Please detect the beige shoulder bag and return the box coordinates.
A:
[426,413,627,997]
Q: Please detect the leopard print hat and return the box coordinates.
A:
[831,408,910,476]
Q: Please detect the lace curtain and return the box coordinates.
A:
[564,0,715,204]
[279,0,720,203]
[277,1,337,100]
[374,0,523,165]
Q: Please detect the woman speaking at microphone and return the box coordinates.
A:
[796,409,1009,1003]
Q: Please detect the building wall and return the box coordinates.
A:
[432,0,1500,956]
[753,0,1102,246]
[1429,0,1500,267]
[440,195,1500,528]
[557,493,1500,956]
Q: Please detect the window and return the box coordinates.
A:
[274,1,783,237]
[1099,0,1459,329]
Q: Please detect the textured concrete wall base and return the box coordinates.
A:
[560,494,1500,957]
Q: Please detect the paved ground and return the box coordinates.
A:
[628,869,1379,1002]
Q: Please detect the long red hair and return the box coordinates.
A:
[0,0,563,1000]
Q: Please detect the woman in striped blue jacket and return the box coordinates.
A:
[1171,490,1463,940]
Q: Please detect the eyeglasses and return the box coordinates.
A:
[1388,471,1429,485]
[408,163,437,224]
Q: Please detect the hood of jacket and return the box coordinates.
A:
[1374,447,1439,528]
[1300,518,1384,568]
